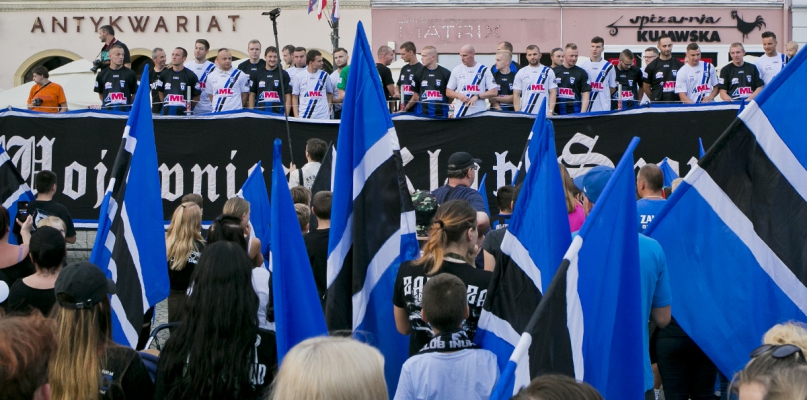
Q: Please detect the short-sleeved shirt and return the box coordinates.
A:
[100,345,155,399]
[431,185,487,212]
[492,69,516,111]
[754,53,787,85]
[29,200,76,238]
[250,67,291,115]
[167,240,204,292]
[94,67,138,112]
[552,65,592,115]
[638,234,672,391]
[398,62,424,110]
[285,67,305,89]
[237,59,266,77]
[99,39,131,66]
[149,68,165,114]
[579,59,617,112]
[637,198,666,232]
[204,68,250,113]
[675,61,718,103]
[337,66,350,91]
[184,60,216,114]
[156,67,201,115]
[27,82,66,113]
[644,57,684,103]
[292,69,334,120]
[394,348,499,400]
[612,65,644,110]
[513,65,557,114]
[376,63,395,99]
[7,281,55,316]
[415,65,452,118]
[719,62,764,101]
[481,228,506,259]
[448,63,497,117]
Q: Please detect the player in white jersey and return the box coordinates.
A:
[286,47,307,95]
[754,31,788,85]
[513,45,558,115]
[446,45,498,117]
[578,37,616,112]
[204,48,250,112]
[185,39,216,114]
[292,49,334,120]
[675,43,719,104]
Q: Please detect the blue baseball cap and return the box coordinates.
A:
[573,166,615,204]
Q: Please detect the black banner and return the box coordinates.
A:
[0,105,738,222]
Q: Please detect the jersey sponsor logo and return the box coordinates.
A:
[217,88,234,96]
[662,81,676,92]
[421,80,428,86]
[165,83,172,90]
[199,81,207,89]
[104,82,113,89]
[528,84,546,91]
[401,84,413,95]
[558,87,575,99]
[304,90,324,99]
[590,82,604,91]
[423,90,442,100]
[259,91,281,102]
[258,80,266,88]
[731,78,739,85]
[166,94,186,106]
[738,87,752,96]
[463,84,481,93]
[107,92,127,104]
[655,71,664,79]
[695,84,711,93]
[620,90,635,100]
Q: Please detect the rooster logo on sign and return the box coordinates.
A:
[731,10,766,41]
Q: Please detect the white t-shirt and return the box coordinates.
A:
[579,59,617,112]
[286,67,304,89]
[513,64,558,114]
[675,61,719,103]
[204,67,250,112]
[393,349,499,400]
[288,161,321,190]
[754,53,787,85]
[330,68,344,114]
[184,60,215,114]
[293,69,334,120]
[447,63,497,117]
[251,267,271,330]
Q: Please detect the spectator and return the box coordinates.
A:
[155,242,277,399]
[511,374,604,400]
[181,193,204,211]
[36,216,66,236]
[288,138,327,190]
[0,205,34,296]
[97,25,131,70]
[27,66,67,113]
[636,164,666,232]
[394,274,498,400]
[560,163,586,231]
[481,185,520,271]
[164,202,205,323]
[269,336,387,400]
[0,313,58,400]
[393,200,492,356]
[733,343,807,399]
[50,261,153,399]
[304,190,331,306]
[29,171,76,244]
[206,214,247,249]
[290,185,312,206]
[786,41,799,63]
[7,226,64,316]
[294,203,310,234]
[764,365,807,400]
[764,322,807,352]
[223,197,263,267]
[492,185,515,230]
[431,152,490,233]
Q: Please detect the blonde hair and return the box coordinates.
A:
[38,216,66,234]
[559,163,578,214]
[223,197,250,221]
[764,322,807,353]
[414,200,477,275]
[270,336,388,400]
[671,178,684,192]
[764,365,807,400]
[166,202,203,271]
[295,203,310,232]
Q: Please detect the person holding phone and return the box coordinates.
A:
[29,171,76,244]
[0,205,35,305]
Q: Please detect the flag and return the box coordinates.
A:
[0,145,35,245]
[645,45,807,377]
[475,103,572,398]
[511,99,547,186]
[309,142,335,196]
[657,157,679,188]
[270,138,329,364]
[237,162,271,265]
[317,0,326,20]
[332,0,340,21]
[698,137,706,158]
[527,137,644,399]
[90,67,169,348]
[307,0,316,15]
[477,172,491,216]
[325,21,419,396]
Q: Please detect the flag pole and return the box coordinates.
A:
[262,8,295,161]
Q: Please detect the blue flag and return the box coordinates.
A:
[646,44,807,377]
[510,104,545,187]
[698,137,706,158]
[90,67,169,347]
[476,103,572,398]
[325,21,419,396]
[477,173,491,216]
[0,145,35,245]
[237,162,271,266]
[270,139,328,364]
[657,157,679,188]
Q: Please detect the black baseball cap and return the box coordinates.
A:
[54,261,116,309]
[447,152,481,171]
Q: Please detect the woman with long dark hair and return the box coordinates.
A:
[155,241,277,400]
[164,202,205,323]
[7,226,65,315]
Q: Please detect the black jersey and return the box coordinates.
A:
[644,57,684,103]
[94,67,138,112]
[719,62,764,101]
[237,59,267,77]
[552,65,591,115]
[156,67,201,115]
[149,67,164,114]
[398,62,424,111]
[414,65,452,118]
[250,67,292,115]
[612,65,644,110]
[492,69,517,111]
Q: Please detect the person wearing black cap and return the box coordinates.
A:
[49,261,154,400]
[431,152,490,232]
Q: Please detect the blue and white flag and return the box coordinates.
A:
[0,145,35,245]
[646,45,807,377]
[477,172,491,216]
[270,139,328,364]
[510,102,545,187]
[657,157,679,188]
[237,161,271,266]
[476,104,572,398]
[90,67,169,348]
[325,22,419,396]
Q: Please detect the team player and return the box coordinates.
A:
[550,48,564,68]
[237,39,266,76]
[492,41,520,73]
[287,47,308,96]
[292,50,334,120]
[553,43,591,115]
[643,34,684,104]
[156,47,201,115]
[446,45,498,117]
[282,44,295,69]
[755,31,788,85]
[612,49,643,110]
[330,48,349,119]
[94,44,138,112]
[415,46,452,118]
[579,36,617,112]
[675,43,719,104]
[513,45,557,115]
[395,42,423,113]
[249,46,291,115]
[489,50,516,111]
[719,43,764,103]
[185,39,215,114]
[204,48,250,113]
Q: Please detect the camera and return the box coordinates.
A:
[90,59,105,73]
[31,98,43,106]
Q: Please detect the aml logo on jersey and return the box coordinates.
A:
[106,92,126,104]
[558,88,575,99]
[401,85,413,95]
[662,81,676,92]
[620,90,635,100]
[695,84,710,93]
[423,90,442,100]
[305,90,324,99]
[217,88,234,96]
[199,81,207,89]
[529,84,546,91]
[259,91,280,102]
[738,87,753,96]
[590,82,604,91]
[166,94,186,106]
[463,84,480,93]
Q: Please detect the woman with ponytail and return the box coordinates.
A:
[165,202,205,323]
[393,200,492,356]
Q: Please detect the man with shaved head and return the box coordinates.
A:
[414,45,452,117]
[446,45,498,117]
[204,48,250,112]
[376,45,396,102]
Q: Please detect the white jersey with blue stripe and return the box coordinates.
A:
[674,61,718,103]
[579,59,617,112]
[185,60,215,114]
[513,65,557,114]
[204,67,250,112]
[292,69,334,120]
[754,52,787,85]
[447,63,496,117]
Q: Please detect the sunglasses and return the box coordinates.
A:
[750,344,806,361]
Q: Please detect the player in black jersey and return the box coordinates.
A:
[612,49,644,110]
[643,34,683,103]
[490,50,516,111]
[552,43,591,115]
[94,44,138,112]
[718,43,764,103]
[237,40,266,76]
[249,46,292,115]
[156,47,201,115]
[414,46,452,118]
[395,41,423,113]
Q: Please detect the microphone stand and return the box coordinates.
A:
[263,8,294,162]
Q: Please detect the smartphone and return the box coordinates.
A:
[16,201,28,221]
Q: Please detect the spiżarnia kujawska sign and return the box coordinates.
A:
[606,10,766,42]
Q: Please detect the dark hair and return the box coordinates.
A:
[294,46,306,54]
[206,215,247,251]
[158,241,259,399]
[306,50,322,65]
[283,44,296,54]
[264,46,278,56]
[686,43,700,52]
[550,47,563,56]
[195,39,210,51]
[109,43,125,53]
[334,47,348,56]
[175,47,188,58]
[620,49,634,59]
[181,193,204,209]
[591,36,605,45]
[34,170,57,194]
[422,274,467,332]
[29,226,66,272]
[762,31,777,41]
[645,47,659,55]
[290,186,312,206]
[512,374,604,400]
[0,205,9,241]
[658,33,671,43]
[526,45,540,53]
[400,41,416,54]
[638,164,664,193]
[499,41,514,52]
[306,138,328,162]
[99,25,114,36]
[0,313,58,400]
[447,166,473,179]
[496,185,516,212]
[312,191,332,221]
[32,66,49,78]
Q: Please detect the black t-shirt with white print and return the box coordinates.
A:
[398,62,424,110]
[644,57,684,103]
[612,65,644,110]
[100,345,155,399]
[718,62,764,101]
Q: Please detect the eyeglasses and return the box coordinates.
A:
[750,344,806,360]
